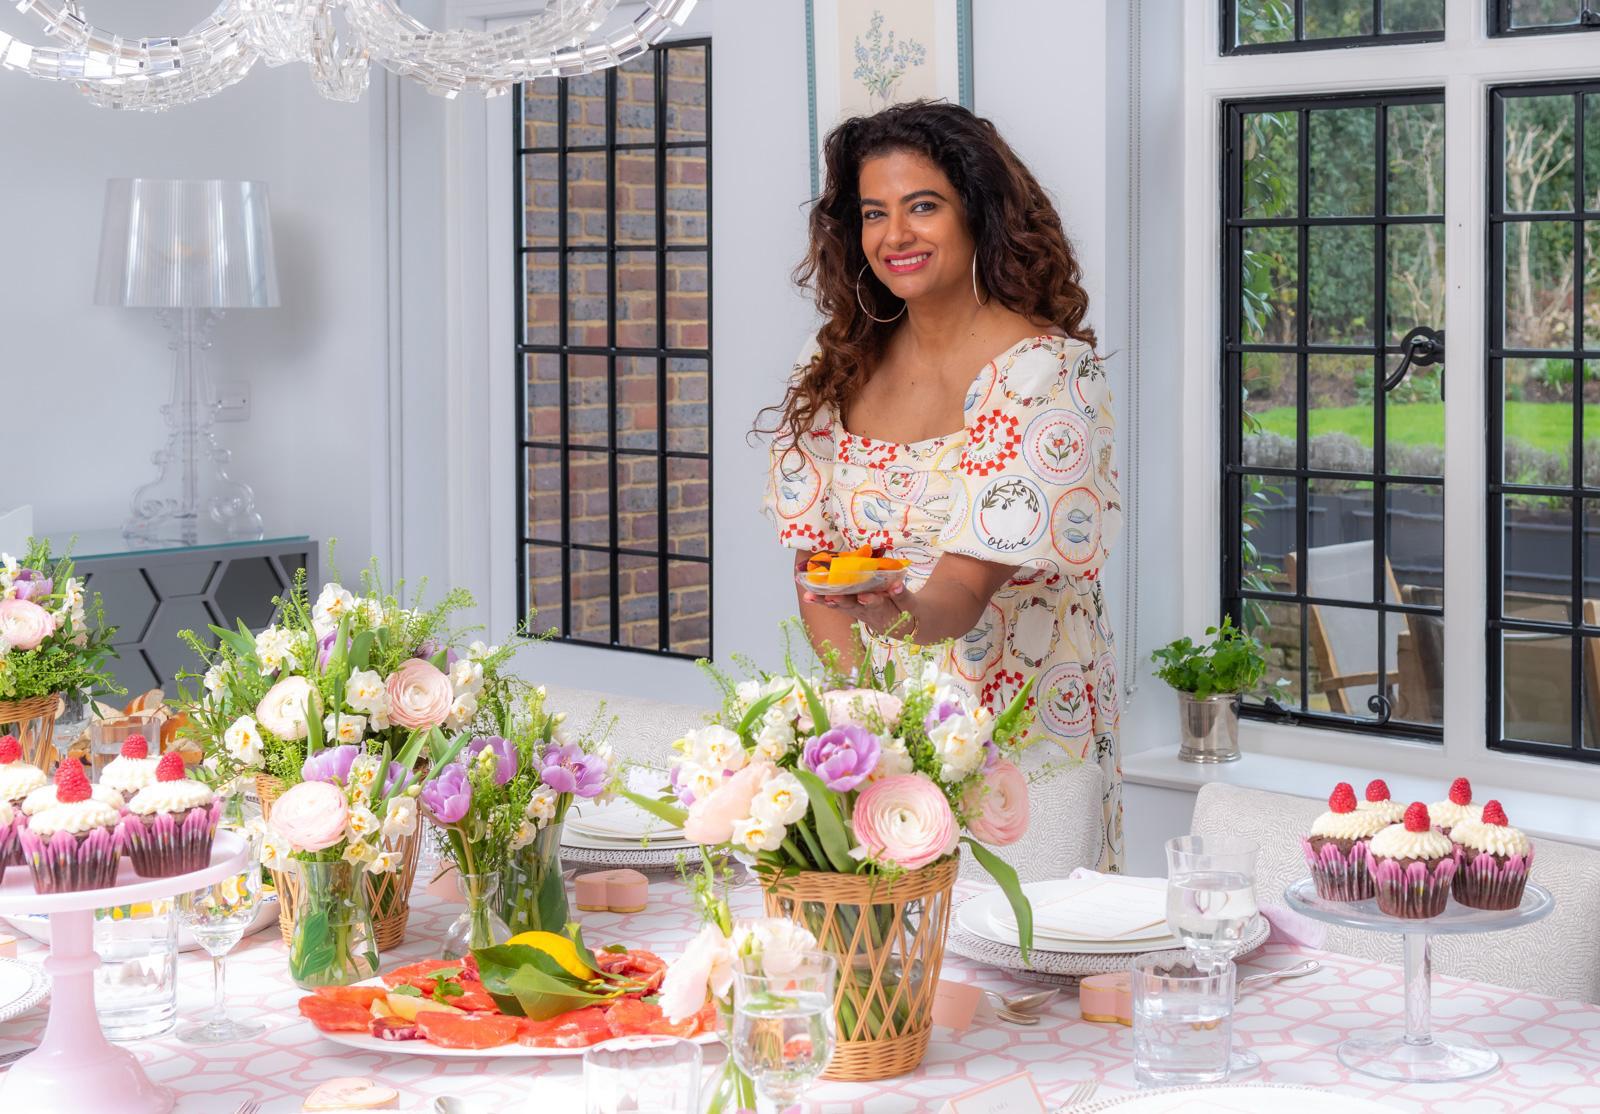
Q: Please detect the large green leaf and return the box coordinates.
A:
[961,837,1032,962]
[618,788,688,828]
[795,676,830,735]
[347,630,375,672]
[472,944,622,1020]
[735,688,788,740]
[792,769,853,872]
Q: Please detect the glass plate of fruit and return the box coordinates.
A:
[797,546,910,596]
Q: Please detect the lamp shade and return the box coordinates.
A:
[94,179,279,309]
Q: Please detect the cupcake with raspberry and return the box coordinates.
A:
[1368,802,1459,919]
[1429,777,1483,838]
[1302,782,1386,901]
[1358,779,1406,826]
[1451,800,1533,910]
[0,734,47,810]
[119,752,221,877]
[20,775,123,818]
[99,734,159,802]
[17,760,125,893]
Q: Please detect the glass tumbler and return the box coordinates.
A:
[93,899,179,1041]
[1130,953,1235,1088]
[583,1035,703,1114]
[88,711,161,782]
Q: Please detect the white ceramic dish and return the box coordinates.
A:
[0,957,48,1022]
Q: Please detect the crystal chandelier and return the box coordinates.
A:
[0,0,698,111]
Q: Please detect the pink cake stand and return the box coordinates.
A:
[0,830,249,1114]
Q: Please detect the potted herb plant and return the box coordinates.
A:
[1150,616,1273,763]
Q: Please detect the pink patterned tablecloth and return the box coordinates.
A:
[1,873,1598,1113]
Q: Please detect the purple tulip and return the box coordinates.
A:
[316,630,337,671]
[383,761,415,797]
[466,735,518,786]
[670,762,696,807]
[923,699,964,735]
[302,744,359,786]
[802,725,881,793]
[421,762,472,824]
[539,742,609,799]
[11,570,51,602]
[414,639,460,669]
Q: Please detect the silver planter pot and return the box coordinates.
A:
[1176,693,1241,763]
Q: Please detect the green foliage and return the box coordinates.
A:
[0,538,120,702]
[1151,615,1275,700]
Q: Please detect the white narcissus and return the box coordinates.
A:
[866,735,914,784]
[730,814,785,854]
[312,583,357,637]
[749,770,808,826]
[445,692,478,732]
[222,715,264,767]
[253,627,300,676]
[449,659,485,696]
[323,713,368,746]
[344,669,387,714]
[928,713,988,781]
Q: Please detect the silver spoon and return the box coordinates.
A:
[434,1099,485,1114]
[991,987,1060,1013]
[997,1007,1041,1026]
[1237,958,1320,997]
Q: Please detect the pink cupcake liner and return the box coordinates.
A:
[1452,846,1533,910]
[1301,836,1375,902]
[0,817,16,881]
[1370,852,1459,918]
[117,800,223,878]
[17,823,125,894]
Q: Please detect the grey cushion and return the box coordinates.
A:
[958,755,1104,884]
[1192,782,1600,1004]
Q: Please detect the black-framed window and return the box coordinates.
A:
[515,39,712,659]
[1223,0,1444,54]
[1488,0,1600,36]
[1222,90,1447,739]
[1488,82,1600,761]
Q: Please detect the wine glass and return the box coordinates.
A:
[731,951,837,1114]
[176,826,265,1044]
[1165,834,1260,1074]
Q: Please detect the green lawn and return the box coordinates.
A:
[1252,401,1595,453]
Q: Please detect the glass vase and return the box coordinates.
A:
[703,1003,757,1114]
[498,823,568,935]
[285,859,379,990]
[443,871,511,959]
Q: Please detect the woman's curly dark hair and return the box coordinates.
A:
[760,100,1096,450]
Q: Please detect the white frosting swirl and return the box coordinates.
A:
[1451,818,1531,858]
[99,756,158,795]
[1310,809,1388,840]
[27,798,120,837]
[0,763,47,802]
[1357,799,1406,824]
[1369,822,1454,860]
[0,799,13,826]
[21,783,122,816]
[1428,800,1483,830]
[127,779,215,816]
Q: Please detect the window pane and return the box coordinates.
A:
[1235,0,1295,46]
[1388,484,1444,600]
[1383,0,1444,33]
[1386,360,1444,477]
[1502,632,1572,744]
[1242,111,1298,219]
[1508,0,1583,29]
[618,454,660,553]
[526,448,562,544]
[1309,107,1375,217]
[667,357,710,452]
[568,449,611,546]
[567,251,609,346]
[616,251,659,348]
[1238,474,1295,594]
[667,250,710,349]
[1504,494,1573,621]
[1586,95,1600,210]
[1503,222,1575,350]
[667,560,711,656]
[616,152,658,245]
[618,554,660,651]
[1586,222,1600,348]
[565,71,607,145]
[1584,500,1600,621]
[1242,352,1297,465]
[522,153,559,246]
[1386,224,1444,347]
[1504,358,1574,486]
[1304,0,1373,38]
[667,457,710,558]
[1305,605,1382,717]
[567,152,608,244]
[666,148,708,244]
[1309,225,1374,345]
[523,253,559,345]
[524,354,561,442]
[1387,102,1444,216]
[526,546,563,636]
[1307,353,1373,471]
[665,46,708,143]
[568,549,612,642]
[617,356,659,450]
[522,81,558,148]
[1503,95,1576,214]
[614,54,655,142]
[566,354,609,448]
[1240,600,1303,709]
[1308,478,1375,601]
[1241,226,1299,344]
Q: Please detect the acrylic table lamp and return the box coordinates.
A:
[94,178,278,545]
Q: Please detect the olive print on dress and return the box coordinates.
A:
[763,335,1125,869]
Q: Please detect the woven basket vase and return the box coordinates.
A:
[257,773,423,952]
[762,855,958,1082]
[0,694,60,769]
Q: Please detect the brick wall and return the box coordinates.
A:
[520,43,711,657]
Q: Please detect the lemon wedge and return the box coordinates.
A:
[505,930,595,980]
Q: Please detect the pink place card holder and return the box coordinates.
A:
[936,1071,1048,1114]
[931,978,984,1031]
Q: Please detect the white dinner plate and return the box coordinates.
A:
[1076,1084,1403,1113]
[560,829,695,852]
[0,957,48,1022]
[959,887,1183,955]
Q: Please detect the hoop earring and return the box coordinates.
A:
[856,263,906,324]
[972,253,989,307]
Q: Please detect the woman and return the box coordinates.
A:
[760,101,1124,869]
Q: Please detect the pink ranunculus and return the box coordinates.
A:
[384,659,454,731]
[683,761,773,845]
[852,775,959,871]
[270,780,349,853]
[962,759,1030,846]
[0,598,55,651]
[799,687,905,732]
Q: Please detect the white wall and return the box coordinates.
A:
[0,2,383,569]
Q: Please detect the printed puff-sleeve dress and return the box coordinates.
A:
[763,335,1126,870]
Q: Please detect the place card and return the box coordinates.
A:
[930,978,983,1031]
[936,1071,1048,1114]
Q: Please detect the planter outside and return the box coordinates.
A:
[1176,692,1241,763]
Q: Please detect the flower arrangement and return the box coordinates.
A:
[0,540,117,704]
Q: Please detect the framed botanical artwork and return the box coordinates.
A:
[806,0,975,195]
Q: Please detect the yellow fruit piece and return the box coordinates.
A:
[384,993,462,1021]
[505,930,596,980]
[826,556,873,586]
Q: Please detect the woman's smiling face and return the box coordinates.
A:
[858,148,974,305]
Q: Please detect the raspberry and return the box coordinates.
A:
[1329,782,1357,813]
[1482,800,1509,826]
[1365,779,1391,802]
[0,736,19,764]
[120,734,149,760]
[1448,777,1472,806]
[54,759,90,804]
[155,751,186,783]
[1404,801,1431,833]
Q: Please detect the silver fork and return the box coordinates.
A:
[1054,1079,1099,1111]
[232,1101,261,1114]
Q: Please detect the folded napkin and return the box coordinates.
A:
[1008,870,1169,940]
[1260,902,1327,948]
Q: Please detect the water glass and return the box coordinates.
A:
[583,1035,702,1114]
[731,951,837,1114]
[1131,954,1235,1087]
[1164,835,1260,961]
[93,900,178,1041]
[176,823,265,1044]
[88,711,160,781]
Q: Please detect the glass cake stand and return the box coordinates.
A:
[1283,876,1553,1083]
[0,831,250,1114]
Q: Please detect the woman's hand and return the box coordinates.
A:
[800,581,918,641]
